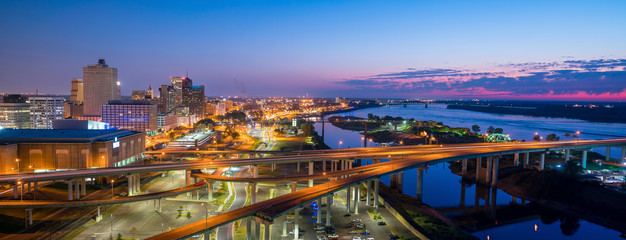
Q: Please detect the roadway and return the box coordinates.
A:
[4,138,624,185]
[145,139,626,240]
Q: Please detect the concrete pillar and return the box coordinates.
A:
[485,157,492,185]
[460,182,466,208]
[185,170,191,185]
[263,223,270,240]
[374,178,379,209]
[397,171,404,193]
[246,217,252,240]
[346,186,351,212]
[271,163,275,171]
[621,147,626,164]
[293,209,300,240]
[135,174,140,194]
[26,208,33,226]
[524,152,530,168]
[606,147,611,161]
[316,199,322,223]
[582,150,588,169]
[33,181,38,191]
[355,184,360,214]
[308,161,314,187]
[255,222,260,240]
[540,153,545,170]
[366,180,371,206]
[565,149,570,162]
[291,181,297,193]
[207,182,213,200]
[74,179,80,200]
[128,175,134,196]
[281,215,288,237]
[514,153,520,166]
[96,206,102,222]
[13,185,18,199]
[67,181,73,201]
[417,168,424,201]
[475,157,482,181]
[296,161,300,172]
[325,194,332,227]
[27,182,31,193]
[81,179,86,196]
[461,159,467,178]
[250,182,257,204]
[491,157,499,187]
[323,160,326,172]
[349,160,353,169]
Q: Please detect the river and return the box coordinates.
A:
[313,104,625,240]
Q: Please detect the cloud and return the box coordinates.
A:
[336,59,626,100]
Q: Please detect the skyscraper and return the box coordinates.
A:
[70,78,84,104]
[83,59,120,116]
[29,96,65,129]
[170,76,185,107]
[0,95,30,129]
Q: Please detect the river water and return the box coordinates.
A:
[313,104,625,240]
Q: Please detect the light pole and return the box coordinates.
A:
[29,165,35,201]
[576,131,580,144]
[15,159,19,174]
[17,181,22,201]
[111,180,115,199]
[201,203,208,230]
[338,141,343,151]
[110,213,113,239]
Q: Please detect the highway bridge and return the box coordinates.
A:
[0,138,624,239]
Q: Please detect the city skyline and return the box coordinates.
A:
[1,1,625,100]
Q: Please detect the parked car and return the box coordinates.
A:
[378,221,386,226]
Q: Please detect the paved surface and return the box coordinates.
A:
[216,167,249,240]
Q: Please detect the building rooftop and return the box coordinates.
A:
[0,129,141,143]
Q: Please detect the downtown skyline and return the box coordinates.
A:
[1,0,625,100]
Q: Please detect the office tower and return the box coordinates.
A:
[29,96,65,129]
[158,85,176,112]
[0,95,30,129]
[132,90,148,100]
[182,79,205,116]
[147,85,154,99]
[170,76,185,107]
[83,59,120,116]
[70,78,84,104]
[101,100,157,132]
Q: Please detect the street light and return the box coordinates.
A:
[201,203,208,230]
[29,165,35,201]
[15,159,19,174]
[17,181,22,201]
[111,180,115,199]
[338,141,343,150]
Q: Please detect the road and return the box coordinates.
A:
[216,167,249,240]
[145,139,626,240]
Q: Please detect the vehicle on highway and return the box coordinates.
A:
[317,235,328,240]
[377,221,386,226]
[328,233,339,238]
[353,236,362,240]
[366,238,375,240]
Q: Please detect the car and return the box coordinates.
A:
[343,213,352,217]
[346,223,354,227]
[356,224,365,229]
[366,238,375,240]
[353,236,362,240]
[348,230,359,234]
[388,234,399,240]
[353,218,362,223]
[328,234,339,238]
[315,226,325,230]
[317,230,326,234]
[378,221,386,226]
[317,236,328,240]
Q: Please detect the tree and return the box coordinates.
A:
[367,113,375,120]
[563,161,582,178]
[486,126,495,134]
[471,125,481,133]
[560,216,580,236]
[494,127,503,134]
[546,133,560,141]
[533,135,542,141]
[301,123,314,137]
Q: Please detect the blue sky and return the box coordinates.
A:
[1,0,625,99]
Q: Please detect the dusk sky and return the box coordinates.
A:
[1,0,625,100]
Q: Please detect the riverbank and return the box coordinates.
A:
[378,184,478,240]
[497,168,626,233]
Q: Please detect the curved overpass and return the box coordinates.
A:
[145,138,626,239]
[0,181,206,209]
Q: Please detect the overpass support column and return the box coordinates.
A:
[253,165,259,193]
[322,160,326,172]
[540,153,545,170]
[296,161,300,172]
[374,178,380,209]
[366,180,371,206]
[81,179,87,196]
[249,182,257,204]
[461,159,468,179]
[127,175,134,196]
[346,186,351,212]
[96,206,102,222]
[354,184,361,214]
[621,147,626,164]
[74,179,80,200]
[25,208,33,226]
[291,181,297,193]
[326,194,332,227]
[514,153,520,167]
[271,163,276,171]
[606,147,611,161]
[417,168,424,202]
[485,157,492,185]
[67,180,73,201]
[255,221,260,240]
[185,170,191,185]
[246,217,252,240]
[317,198,322,223]
[565,149,570,162]
[13,184,18,199]
[491,157,500,187]
[349,160,353,169]
[398,171,404,193]
[263,222,270,240]
[308,161,314,187]
[475,157,482,181]
[293,208,300,240]
[582,150,588,169]
[135,174,140,194]
[524,153,530,168]
[207,181,213,200]
[281,215,288,237]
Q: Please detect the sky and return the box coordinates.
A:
[1,0,625,100]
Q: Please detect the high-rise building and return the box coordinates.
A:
[132,90,148,100]
[0,95,30,129]
[183,85,205,116]
[101,100,157,132]
[29,96,65,129]
[158,85,176,112]
[83,59,120,116]
[147,85,154,99]
[170,76,185,107]
[70,78,84,104]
